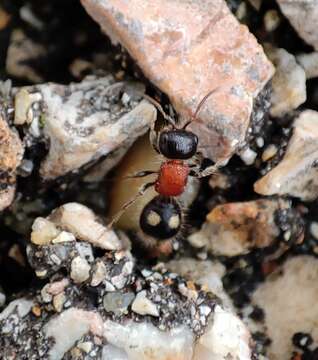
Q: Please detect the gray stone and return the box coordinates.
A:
[103,291,135,315]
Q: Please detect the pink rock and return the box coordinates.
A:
[0,113,24,210]
[277,0,318,51]
[81,0,274,161]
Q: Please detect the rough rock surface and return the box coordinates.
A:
[188,199,289,256]
[0,98,24,211]
[81,0,274,162]
[13,76,156,180]
[253,256,318,360]
[297,52,318,79]
[266,46,306,117]
[277,0,318,51]
[0,209,252,360]
[255,110,318,201]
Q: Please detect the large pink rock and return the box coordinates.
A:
[81,0,274,162]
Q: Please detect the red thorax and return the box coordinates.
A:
[155,160,189,197]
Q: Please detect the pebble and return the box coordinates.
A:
[277,0,318,50]
[49,202,123,251]
[0,291,6,308]
[18,159,34,176]
[262,144,278,162]
[0,6,10,30]
[240,147,258,166]
[77,341,93,354]
[31,217,60,245]
[81,0,274,162]
[103,291,135,315]
[310,222,318,240]
[297,52,318,79]
[6,29,45,82]
[70,256,91,284]
[264,10,281,32]
[0,109,24,211]
[91,261,107,287]
[14,89,42,125]
[51,231,76,244]
[53,292,66,313]
[266,46,306,117]
[192,199,287,256]
[255,110,318,200]
[131,290,159,317]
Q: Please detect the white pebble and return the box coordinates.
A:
[70,256,91,283]
[131,290,159,317]
[240,147,257,165]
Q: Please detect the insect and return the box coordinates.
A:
[109,89,222,255]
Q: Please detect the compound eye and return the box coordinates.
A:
[140,196,181,239]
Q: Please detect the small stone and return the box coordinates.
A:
[49,203,122,250]
[31,305,42,317]
[0,298,34,321]
[297,52,318,79]
[193,199,288,256]
[70,256,91,284]
[131,290,159,317]
[0,112,24,211]
[256,137,265,148]
[178,283,198,301]
[14,89,42,125]
[53,292,66,313]
[277,0,318,50]
[50,254,62,266]
[44,308,104,359]
[0,6,11,30]
[0,291,5,307]
[6,29,45,82]
[255,110,318,201]
[18,159,34,176]
[77,342,93,354]
[266,46,306,117]
[209,173,231,190]
[91,260,107,287]
[81,0,274,162]
[194,305,251,359]
[35,269,48,278]
[51,231,76,244]
[262,144,278,162]
[239,147,257,165]
[264,10,281,32]
[103,291,135,315]
[31,217,61,245]
[105,281,115,292]
[310,222,318,240]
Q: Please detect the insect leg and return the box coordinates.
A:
[107,181,155,228]
[126,170,157,179]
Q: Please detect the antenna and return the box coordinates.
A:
[143,94,176,127]
[183,87,219,129]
